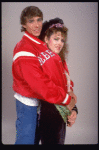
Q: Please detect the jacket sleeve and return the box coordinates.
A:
[16,57,71,105]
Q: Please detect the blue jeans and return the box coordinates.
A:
[15,100,38,145]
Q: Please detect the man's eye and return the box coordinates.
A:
[28,20,34,23]
[37,18,43,22]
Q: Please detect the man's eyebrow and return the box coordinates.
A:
[28,19,34,22]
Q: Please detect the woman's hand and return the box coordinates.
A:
[67,110,77,127]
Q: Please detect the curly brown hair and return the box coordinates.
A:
[39,18,69,61]
[20,6,43,32]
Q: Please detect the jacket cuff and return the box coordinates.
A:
[62,94,71,105]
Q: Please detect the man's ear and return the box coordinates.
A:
[22,24,26,29]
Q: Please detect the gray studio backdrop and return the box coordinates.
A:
[2,2,98,144]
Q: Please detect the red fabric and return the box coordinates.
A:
[63,60,74,91]
[12,31,73,105]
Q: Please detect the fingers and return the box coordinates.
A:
[67,121,75,127]
[68,113,74,118]
[68,114,76,120]
[68,118,75,123]
[67,111,77,127]
[68,111,77,119]
[68,116,76,123]
[67,124,72,127]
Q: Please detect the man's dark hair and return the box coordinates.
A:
[20,6,43,32]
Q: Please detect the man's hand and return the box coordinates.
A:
[67,90,77,127]
[66,98,75,111]
[67,110,77,127]
[68,90,77,103]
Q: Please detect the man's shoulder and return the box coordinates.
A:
[14,37,34,53]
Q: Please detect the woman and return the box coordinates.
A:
[37,18,78,144]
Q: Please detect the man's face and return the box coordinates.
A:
[22,16,43,37]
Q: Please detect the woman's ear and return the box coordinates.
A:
[44,36,48,44]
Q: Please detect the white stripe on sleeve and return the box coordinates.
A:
[13,51,36,61]
[62,94,69,104]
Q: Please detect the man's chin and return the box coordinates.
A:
[32,32,41,37]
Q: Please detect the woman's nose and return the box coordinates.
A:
[58,40,63,46]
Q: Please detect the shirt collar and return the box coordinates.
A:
[24,31,45,45]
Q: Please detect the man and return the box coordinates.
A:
[12,6,76,144]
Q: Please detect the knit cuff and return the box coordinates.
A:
[72,105,78,114]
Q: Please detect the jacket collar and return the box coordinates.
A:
[24,31,45,45]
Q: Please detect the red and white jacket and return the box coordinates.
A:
[12,31,74,106]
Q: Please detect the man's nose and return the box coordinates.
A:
[34,21,39,27]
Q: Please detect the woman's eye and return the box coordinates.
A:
[54,38,58,41]
[61,39,65,43]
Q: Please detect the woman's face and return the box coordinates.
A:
[45,31,65,54]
